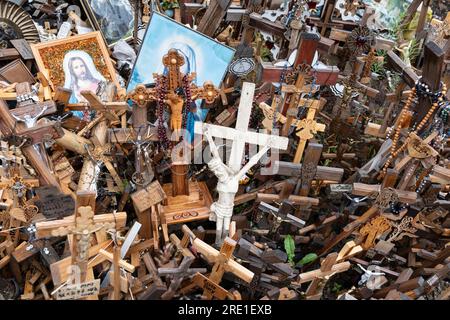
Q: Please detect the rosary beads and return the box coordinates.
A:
[381,79,447,177]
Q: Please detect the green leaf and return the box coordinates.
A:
[296,253,318,267]
[284,235,296,265]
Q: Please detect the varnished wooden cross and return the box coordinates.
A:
[393,131,440,173]
[292,98,326,163]
[358,215,392,250]
[128,49,219,137]
[192,237,238,300]
[35,191,127,283]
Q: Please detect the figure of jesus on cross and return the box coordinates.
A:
[204,125,274,245]
[196,82,289,245]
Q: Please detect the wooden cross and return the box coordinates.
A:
[197,0,233,37]
[358,215,392,250]
[256,157,344,207]
[257,201,306,236]
[292,252,351,299]
[35,191,127,283]
[186,237,239,300]
[72,91,129,122]
[128,49,219,139]
[393,131,440,173]
[0,174,39,196]
[429,13,450,48]
[158,255,207,300]
[387,41,445,124]
[182,225,254,284]
[195,82,288,173]
[292,99,326,163]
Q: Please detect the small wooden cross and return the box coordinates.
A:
[292,98,326,163]
[393,131,440,173]
[358,215,392,250]
[292,252,351,299]
[77,90,129,121]
[257,201,306,236]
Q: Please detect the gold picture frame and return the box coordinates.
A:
[31,32,119,103]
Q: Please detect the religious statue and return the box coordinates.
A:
[164,91,185,139]
[203,124,274,245]
[11,106,48,128]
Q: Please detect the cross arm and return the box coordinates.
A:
[195,122,289,150]
[237,143,271,179]
[352,183,418,204]
[35,211,127,238]
[273,161,344,182]
[127,84,157,107]
[17,122,65,146]
[191,81,220,105]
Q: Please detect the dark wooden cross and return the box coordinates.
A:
[387,41,445,125]
[158,255,207,300]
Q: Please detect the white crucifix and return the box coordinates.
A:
[194,82,289,245]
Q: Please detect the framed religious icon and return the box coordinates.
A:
[128,12,235,140]
[80,0,134,46]
[31,31,119,104]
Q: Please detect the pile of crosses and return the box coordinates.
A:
[0,0,449,300]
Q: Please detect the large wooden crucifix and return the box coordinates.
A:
[128,48,219,195]
[195,82,289,244]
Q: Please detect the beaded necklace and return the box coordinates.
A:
[155,75,171,149]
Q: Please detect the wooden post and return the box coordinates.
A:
[416,42,445,124]
[197,0,232,37]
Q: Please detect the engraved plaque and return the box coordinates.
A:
[35,186,75,219]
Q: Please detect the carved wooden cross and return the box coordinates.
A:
[128,49,219,138]
[429,13,450,48]
[358,215,392,250]
[35,191,127,282]
[292,98,326,163]
[393,131,440,173]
